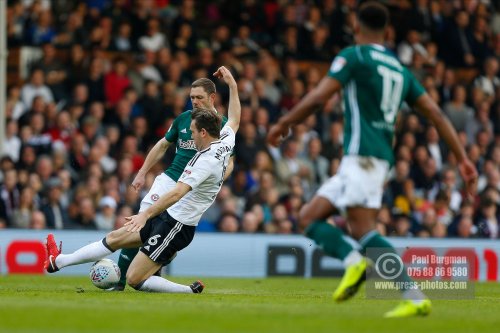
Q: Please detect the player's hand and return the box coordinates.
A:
[213,66,236,88]
[124,213,148,232]
[131,173,145,193]
[458,158,478,199]
[267,121,290,147]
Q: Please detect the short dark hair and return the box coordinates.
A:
[191,78,216,95]
[191,108,222,138]
[112,56,127,65]
[358,1,389,31]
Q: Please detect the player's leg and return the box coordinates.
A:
[115,247,140,289]
[303,170,367,302]
[45,227,143,273]
[128,211,202,293]
[347,206,431,317]
[116,174,176,288]
[300,196,361,265]
[327,156,386,302]
[127,252,199,293]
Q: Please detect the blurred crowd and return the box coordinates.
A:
[2,0,500,239]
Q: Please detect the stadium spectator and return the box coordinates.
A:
[441,10,475,68]
[138,18,167,52]
[31,43,68,101]
[111,22,134,52]
[40,177,71,230]
[240,211,262,233]
[218,212,240,233]
[473,57,500,104]
[304,137,329,196]
[397,30,427,66]
[95,196,117,231]
[443,84,474,133]
[274,138,312,196]
[20,69,54,110]
[2,119,22,163]
[466,101,494,144]
[30,210,47,229]
[0,169,20,226]
[393,214,413,237]
[85,57,107,103]
[476,196,499,238]
[11,186,37,229]
[25,10,56,46]
[71,196,97,230]
[104,57,131,107]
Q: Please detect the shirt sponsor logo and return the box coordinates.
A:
[178,139,196,150]
[372,121,394,131]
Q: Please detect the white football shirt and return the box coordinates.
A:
[167,125,235,226]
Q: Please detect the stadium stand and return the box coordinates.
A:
[2,0,500,239]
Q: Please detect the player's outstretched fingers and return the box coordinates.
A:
[123,216,133,226]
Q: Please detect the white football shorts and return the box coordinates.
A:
[316,155,389,210]
[140,173,176,212]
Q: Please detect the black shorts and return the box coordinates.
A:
[139,211,195,265]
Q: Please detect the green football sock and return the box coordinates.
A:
[358,230,394,255]
[305,221,353,261]
[359,231,414,286]
[117,247,139,285]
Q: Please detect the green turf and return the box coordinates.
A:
[0,275,499,333]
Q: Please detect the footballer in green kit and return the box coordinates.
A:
[330,43,424,165]
[113,78,232,290]
[268,1,477,318]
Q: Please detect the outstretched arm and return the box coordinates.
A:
[413,93,478,196]
[223,156,235,181]
[124,181,191,232]
[214,66,241,133]
[131,138,171,192]
[267,76,342,146]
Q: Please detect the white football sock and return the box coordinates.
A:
[403,289,427,303]
[343,250,363,267]
[138,276,192,293]
[56,240,113,269]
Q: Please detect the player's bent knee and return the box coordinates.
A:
[105,230,122,249]
[104,235,117,250]
[106,227,138,250]
[126,271,142,289]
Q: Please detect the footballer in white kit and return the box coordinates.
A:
[168,127,234,225]
[139,125,235,263]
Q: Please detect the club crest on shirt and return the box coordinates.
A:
[151,194,160,201]
[330,56,346,73]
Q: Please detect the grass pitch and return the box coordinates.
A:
[1,275,499,333]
